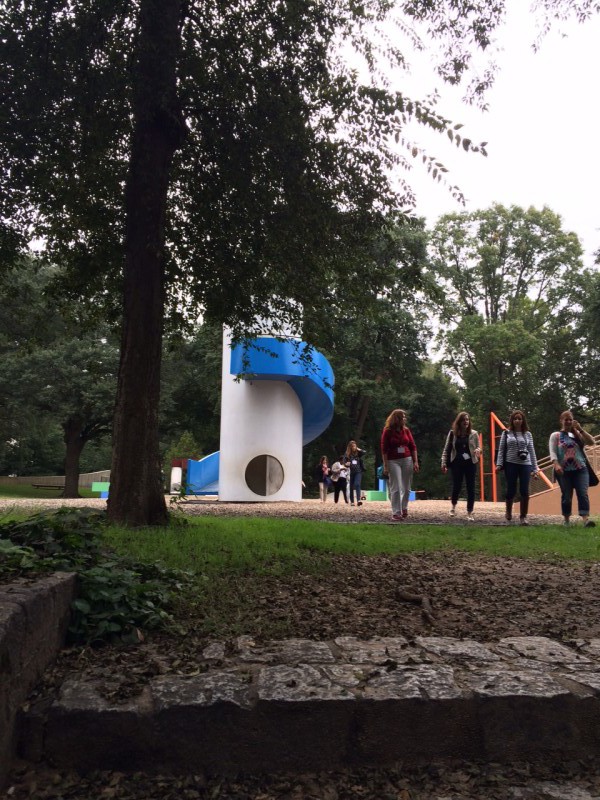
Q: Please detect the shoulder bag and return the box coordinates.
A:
[575,438,599,487]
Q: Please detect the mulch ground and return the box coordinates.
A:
[4,498,600,799]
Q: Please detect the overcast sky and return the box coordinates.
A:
[394,3,600,265]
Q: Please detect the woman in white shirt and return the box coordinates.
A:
[495,409,539,526]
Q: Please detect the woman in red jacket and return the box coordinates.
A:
[381,409,419,521]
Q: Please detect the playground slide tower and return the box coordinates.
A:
[217,328,334,501]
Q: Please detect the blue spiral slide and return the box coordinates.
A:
[186,338,334,494]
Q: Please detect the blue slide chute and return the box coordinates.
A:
[229,337,335,445]
[186,451,220,495]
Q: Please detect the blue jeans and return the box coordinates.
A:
[349,472,362,503]
[556,468,590,517]
[504,462,532,501]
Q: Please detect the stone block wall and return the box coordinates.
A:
[0,573,76,787]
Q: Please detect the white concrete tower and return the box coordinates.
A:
[218,329,306,501]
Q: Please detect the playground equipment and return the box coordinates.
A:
[176,329,334,501]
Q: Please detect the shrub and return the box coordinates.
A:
[0,508,188,645]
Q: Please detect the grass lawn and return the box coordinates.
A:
[0,484,96,499]
[105,515,600,573]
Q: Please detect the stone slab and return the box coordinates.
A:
[19,632,600,776]
[0,573,76,788]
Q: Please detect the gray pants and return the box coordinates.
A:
[388,457,413,516]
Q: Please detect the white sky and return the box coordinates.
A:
[393,3,600,265]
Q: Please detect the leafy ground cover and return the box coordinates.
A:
[0,509,188,644]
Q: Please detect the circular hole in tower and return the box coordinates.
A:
[245,454,284,496]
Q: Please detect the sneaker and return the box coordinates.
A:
[448,507,456,517]
[351,502,355,507]
[562,519,570,527]
[467,514,475,522]
[401,509,408,519]
[391,514,403,521]
[519,517,529,526]
[584,519,596,528]
[357,501,363,506]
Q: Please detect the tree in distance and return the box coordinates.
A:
[0,259,117,497]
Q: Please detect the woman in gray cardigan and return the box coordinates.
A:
[441,411,481,521]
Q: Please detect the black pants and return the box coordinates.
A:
[334,478,348,503]
[450,459,476,513]
[504,462,532,501]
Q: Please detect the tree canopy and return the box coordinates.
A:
[425,203,592,438]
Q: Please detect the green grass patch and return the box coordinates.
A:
[104,514,600,572]
[0,484,96,499]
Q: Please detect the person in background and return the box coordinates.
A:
[549,410,596,527]
[343,440,366,506]
[495,409,539,526]
[314,455,330,503]
[329,460,349,504]
[441,411,481,521]
[381,409,419,521]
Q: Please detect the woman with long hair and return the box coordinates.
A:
[495,409,539,526]
[381,409,419,521]
[314,455,330,503]
[441,411,481,521]
[343,440,365,506]
[549,410,596,527]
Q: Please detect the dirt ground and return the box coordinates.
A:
[4,498,600,799]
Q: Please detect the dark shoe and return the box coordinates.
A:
[584,519,596,528]
[357,501,363,506]
[402,509,408,518]
[505,500,513,522]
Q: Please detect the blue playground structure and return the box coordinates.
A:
[183,337,334,496]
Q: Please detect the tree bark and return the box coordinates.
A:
[355,396,370,443]
[107,0,186,526]
[62,417,85,499]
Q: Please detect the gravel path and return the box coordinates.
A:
[0,496,565,526]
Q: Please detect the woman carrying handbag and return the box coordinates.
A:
[549,410,597,527]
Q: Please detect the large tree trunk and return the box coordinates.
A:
[107,0,186,526]
[62,417,85,499]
